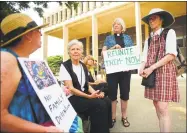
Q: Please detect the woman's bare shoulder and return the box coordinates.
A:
[1,52,18,69]
[1,51,20,78]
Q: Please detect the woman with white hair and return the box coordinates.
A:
[59,39,112,133]
[102,18,134,128]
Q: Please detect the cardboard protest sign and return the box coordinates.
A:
[103,46,141,74]
[18,58,76,132]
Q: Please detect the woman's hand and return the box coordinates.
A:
[97,92,105,98]
[45,126,64,132]
[95,80,100,85]
[89,90,100,99]
[142,67,154,78]
[95,79,106,84]
[109,44,121,50]
[99,79,106,83]
[114,44,121,49]
[63,86,71,96]
[139,62,146,77]
[139,67,145,77]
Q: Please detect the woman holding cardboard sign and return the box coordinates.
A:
[102,18,134,128]
[139,8,180,132]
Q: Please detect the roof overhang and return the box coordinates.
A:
[43,2,186,40]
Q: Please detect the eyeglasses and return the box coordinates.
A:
[148,15,159,22]
[33,29,41,35]
[33,29,40,33]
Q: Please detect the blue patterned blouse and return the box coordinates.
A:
[1,48,83,132]
[104,34,134,48]
[1,48,51,124]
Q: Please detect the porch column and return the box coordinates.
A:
[135,2,142,52]
[92,14,99,73]
[43,33,48,60]
[86,37,90,55]
[63,25,69,61]
[145,24,149,41]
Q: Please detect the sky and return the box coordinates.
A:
[21,2,64,60]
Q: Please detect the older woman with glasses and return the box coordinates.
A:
[140,8,180,132]
[1,13,63,132]
[102,18,134,128]
[59,39,112,133]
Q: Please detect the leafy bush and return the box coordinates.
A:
[47,55,63,76]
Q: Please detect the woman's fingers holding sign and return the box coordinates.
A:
[115,44,121,49]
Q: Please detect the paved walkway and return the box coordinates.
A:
[109,74,186,132]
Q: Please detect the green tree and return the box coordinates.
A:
[0,2,63,23]
[47,55,63,76]
[0,1,63,41]
[65,2,79,15]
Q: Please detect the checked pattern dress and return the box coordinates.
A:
[144,34,180,102]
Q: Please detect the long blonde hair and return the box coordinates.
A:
[83,55,94,70]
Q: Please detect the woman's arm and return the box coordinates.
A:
[88,78,106,86]
[151,29,177,69]
[101,46,108,57]
[89,82,98,85]
[1,52,62,132]
[142,29,177,78]
[142,54,175,78]
[139,39,148,76]
[88,85,104,98]
[64,80,99,99]
[88,85,96,94]
[64,80,90,98]
[60,64,92,98]
[150,54,175,71]
[101,39,117,57]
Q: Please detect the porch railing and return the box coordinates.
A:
[43,2,112,26]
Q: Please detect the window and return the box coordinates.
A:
[177,38,183,47]
[52,15,54,24]
[61,11,63,21]
[98,49,102,56]
[56,13,58,23]
[47,17,50,23]
[87,2,90,11]
[93,2,96,8]
[44,18,46,24]
[81,2,83,13]
[101,1,104,6]
[64,9,67,20]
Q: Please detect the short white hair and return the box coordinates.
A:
[112,18,126,33]
[68,39,83,54]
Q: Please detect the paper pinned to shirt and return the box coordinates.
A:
[18,58,77,132]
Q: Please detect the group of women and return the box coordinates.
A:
[1,8,180,133]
